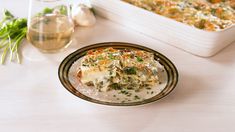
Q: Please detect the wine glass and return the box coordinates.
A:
[27,0,74,53]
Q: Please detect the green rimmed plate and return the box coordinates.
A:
[58,42,178,106]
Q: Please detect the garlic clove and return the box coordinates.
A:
[72,4,96,27]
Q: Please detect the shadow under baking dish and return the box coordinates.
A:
[58,42,178,106]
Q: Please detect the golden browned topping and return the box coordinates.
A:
[79,48,163,92]
[123,0,235,31]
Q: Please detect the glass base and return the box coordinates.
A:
[35,40,72,54]
[22,39,77,62]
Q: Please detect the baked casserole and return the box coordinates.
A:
[123,0,235,31]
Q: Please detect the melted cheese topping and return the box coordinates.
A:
[79,47,163,92]
[123,0,235,31]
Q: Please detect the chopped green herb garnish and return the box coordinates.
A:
[127,93,132,96]
[124,67,137,75]
[136,56,143,62]
[120,90,128,94]
[134,95,140,100]
[82,64,87,66]
[110,83,121,90]
[97,55,104,60]
[108,53,115,59]
[211,8,216,15]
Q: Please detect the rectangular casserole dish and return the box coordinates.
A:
[90,0,235,57]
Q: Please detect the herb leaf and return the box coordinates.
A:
[136,56,143,62]
[124,67,137,75]
[43,8,53,15]
[110,83,121,90]
[108,53,115,59]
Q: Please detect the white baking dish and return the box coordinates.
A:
[90,0,235,57]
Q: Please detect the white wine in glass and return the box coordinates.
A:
[27,0,74,53]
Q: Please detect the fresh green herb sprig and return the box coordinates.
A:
[0,10,14,25]
[36,5,68,17]
[0,9,27,64]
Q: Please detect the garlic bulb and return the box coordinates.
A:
[72,4,96,27]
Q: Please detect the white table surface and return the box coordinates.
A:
[1,1,235,132]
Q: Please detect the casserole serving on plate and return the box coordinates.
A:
[58,42,178,106]
[90,0,235,57]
